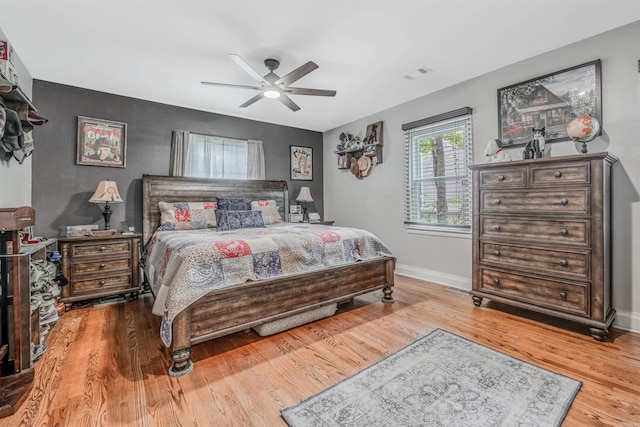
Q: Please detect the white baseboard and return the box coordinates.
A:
[395,263,640,334]
[395,263,471,291]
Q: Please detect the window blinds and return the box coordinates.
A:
[403,107,472,231]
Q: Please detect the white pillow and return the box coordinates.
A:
[250,200,282,225]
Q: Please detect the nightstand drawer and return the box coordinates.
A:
[69,274,135,296]
[69,240,132,257]
[70,258,132,277]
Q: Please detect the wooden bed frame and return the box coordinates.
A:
[142,174,396,376]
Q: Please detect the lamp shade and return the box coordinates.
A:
[89,180,124,203]
[296,187,313,202]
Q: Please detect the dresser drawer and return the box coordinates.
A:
[478,167,527,188]
[480,268,589,316]
[530,162,590,186]
[70,258,132,277]
[68,274,135,296]
[480,242,590,279]
[480,216,590,246]
[68,240,132,258]
[480,188,589,215]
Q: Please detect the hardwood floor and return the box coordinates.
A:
[4,275,639,426]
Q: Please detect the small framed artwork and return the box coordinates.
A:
[290,204,301,214]
[77,116,127,167]
[290,145,313,181]
[364,121,383,145]
[497,60,601,145]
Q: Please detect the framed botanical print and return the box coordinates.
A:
[290,145,312,181]
[77,116,127,167]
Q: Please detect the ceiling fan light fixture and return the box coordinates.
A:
[264,89,281,99]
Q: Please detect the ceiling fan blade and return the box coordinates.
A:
[229,53,270,86]
[285,87,337,97]
[278,94,301,112]
[201,81,263,91]
[274,61,318,87]
[239,92,265,108]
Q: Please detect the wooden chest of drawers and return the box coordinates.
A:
[59,233,141,303]
[469,153,617,340]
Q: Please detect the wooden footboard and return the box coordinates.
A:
[169,256,396,376]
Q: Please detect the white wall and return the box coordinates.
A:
[0,26,33,207]
[323,21,640,332]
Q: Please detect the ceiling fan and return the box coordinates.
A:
[201,54,337,112]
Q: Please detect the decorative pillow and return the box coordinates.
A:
[251,200,282,225]
[216,210,265,231]
[216,197,253,211]
[158,201,217,230]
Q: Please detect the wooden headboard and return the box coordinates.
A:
[142,175,289,246]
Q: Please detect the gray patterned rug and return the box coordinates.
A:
[281,329,581,426]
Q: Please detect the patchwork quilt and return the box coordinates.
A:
[143,223,393,346]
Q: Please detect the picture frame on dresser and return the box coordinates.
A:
[497,59,601,146]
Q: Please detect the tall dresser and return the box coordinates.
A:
[469,152,617,340]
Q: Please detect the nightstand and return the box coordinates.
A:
[308,220,335,225]
[58,233,141,303]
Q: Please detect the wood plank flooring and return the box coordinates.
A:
[3,275,639,426]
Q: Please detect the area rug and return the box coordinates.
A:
[281,329,581,427]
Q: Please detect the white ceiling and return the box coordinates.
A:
[1,1,639,132]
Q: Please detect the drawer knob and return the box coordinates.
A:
[560,259,568,267]
[497,175,505,181]
[554,171,562,178]
[560,198,569,206]
[494,199,502,205]
[99,263,106,269]
[493,278,500,285]
[560,228,569,236]
[99,280,106,286]
[100,246,106,252]
[493,225,501,231]
[559,291,567,300]
[493,250,501,256]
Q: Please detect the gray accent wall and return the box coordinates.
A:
[31,81,323,237]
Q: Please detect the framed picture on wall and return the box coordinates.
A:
[497,59,601,145]
[290,145,313,181]
[76,116,127,167]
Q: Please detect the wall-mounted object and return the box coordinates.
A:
[336,122,384,178]
[497,60,601,145]
[77,116,127,168]
[290,145,312,180]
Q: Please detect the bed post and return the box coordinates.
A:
[382,258,395,303]
[169,309,193,377]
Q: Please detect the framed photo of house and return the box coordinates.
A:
[290,145,313,181]
[364,121,383,145]
[497,60,601,145]
[76,116,127,167]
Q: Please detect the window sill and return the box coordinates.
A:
[406,226,471,240]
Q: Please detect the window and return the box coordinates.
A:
[403,107,472,232]
[184,133,264,180]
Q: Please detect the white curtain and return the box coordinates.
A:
[169,130,190,176]
[182,133,265,180]
[247,139,265,180]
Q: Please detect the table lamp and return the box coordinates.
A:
[296,186,313,222]
[89,180,124,230]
